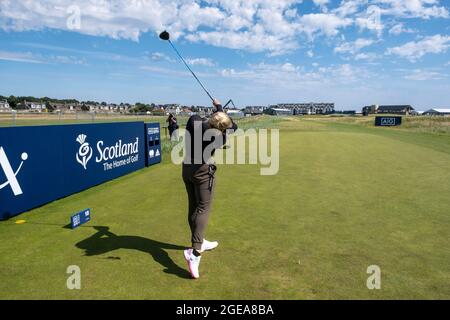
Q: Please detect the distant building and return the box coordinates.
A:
[0,100,10,112]
[274,103,335,115]
[264,108,293,116]
[179,107,193,117]
[362,105,377,116]
[422,108,450,116]
[194,106,213,115]
[164,104,181,115]
[378,105,414,115]
[334,110,356,115]
[226,109,245,118]
[51,103,78,112]
[243,106,265,116]
[26,102,46,112]
[152,107,166,116]
[88,104,99,112]
[16,101,30,110]
[362,104,414,116]
[66,104,83,113]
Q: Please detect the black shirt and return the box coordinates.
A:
[184,111,237,165]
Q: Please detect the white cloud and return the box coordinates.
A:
[333,0,368,17]
[299,13,352,39]
[0,51,43,64]
[140,65,191,77]
[285,8,298,19]
[312,0,330,12]
[219,61,367,86]
[0,0,304,55]
[335,38,375,54]
[49,55,87,65]
[313,0,329,6]
[0,0,358,55]
[223,62,301,79]
[151,52,215,67]
[355,5,384,37]
[335,0,449,37]
[0,50,86,65]
[140,65,212,78]
[374,0,449,19]
[185,58,216,67]
[0,0,176,41]
[389,23,415,35]
[0,0,448,56]
[334,37,380,61]
[150,52,174,62]
[386,34,450,62]
[185,29,298,56]
[354,52,380,61]
[404,69,445,81]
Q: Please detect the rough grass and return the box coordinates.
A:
[401,117,450,135]
[0,117,449,299]
[305,115,450,135]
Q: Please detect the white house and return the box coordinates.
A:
[0,100,10,112]
[164,104,182,115]
[29,102,46,112]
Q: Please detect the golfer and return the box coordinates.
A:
[166,113,179,140]
[183,98,237,279]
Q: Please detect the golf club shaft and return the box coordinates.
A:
[168,40,214,102]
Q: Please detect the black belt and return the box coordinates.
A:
[208,164,217,191]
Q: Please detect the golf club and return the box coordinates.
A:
[159,30,214,102]
[223,99,236,110]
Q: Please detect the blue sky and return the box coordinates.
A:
[1,0,449,110]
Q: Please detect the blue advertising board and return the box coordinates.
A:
[0,122,146,220]
[145,123,162,166]
[71,208,91,229]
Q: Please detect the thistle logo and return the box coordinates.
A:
[0,147,28,196]
[76,134,92,170]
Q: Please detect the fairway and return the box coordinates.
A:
[1,117,449,299]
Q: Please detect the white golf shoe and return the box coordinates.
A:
[184,249,201,279]
[200,239,219,253]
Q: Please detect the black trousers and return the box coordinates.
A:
[182,163,216,250]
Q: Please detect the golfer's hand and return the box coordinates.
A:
[213,99,223,112]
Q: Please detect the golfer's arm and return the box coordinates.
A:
[230,120,237,131]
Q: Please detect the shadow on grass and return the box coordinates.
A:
[75,226,191,279]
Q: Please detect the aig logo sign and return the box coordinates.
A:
[375,116,402,127]
[381,118,396,126]
[0,147,28,196]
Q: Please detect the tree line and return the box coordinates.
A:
[0,95,137,112]
[1,95,202,114]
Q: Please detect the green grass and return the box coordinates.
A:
[0,116,449,299]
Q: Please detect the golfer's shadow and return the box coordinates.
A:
[75,226,191,279]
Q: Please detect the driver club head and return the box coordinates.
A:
[159,30,170,41]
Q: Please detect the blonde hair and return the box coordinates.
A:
[209,112,232,131]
